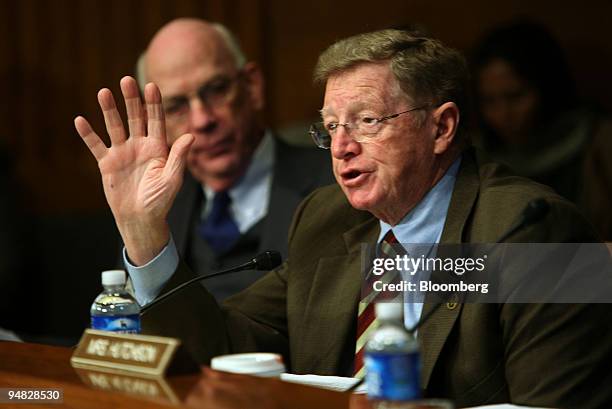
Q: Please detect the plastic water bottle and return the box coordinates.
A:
[365,303,420,405]
[90,270,141,334]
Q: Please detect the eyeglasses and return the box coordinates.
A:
[309,105,428,149]
[162,71,243,120]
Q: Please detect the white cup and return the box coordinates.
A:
[210,353,285,377]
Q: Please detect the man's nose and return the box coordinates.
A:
[331,125,360,160]
[189,98,217,133]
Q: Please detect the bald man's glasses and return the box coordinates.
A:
[162,71,242,119]
[309,105,427,149]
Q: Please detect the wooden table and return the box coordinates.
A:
[0,341,353,409]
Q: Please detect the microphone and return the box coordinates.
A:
[140,251,282,314]
[404,198,550,333]
[250,250,283,271]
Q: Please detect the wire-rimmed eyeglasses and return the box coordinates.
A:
[162,70,244,121]
[309,105,428,149]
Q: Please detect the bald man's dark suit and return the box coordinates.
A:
[143,150,612,408]
[168,136,334,300]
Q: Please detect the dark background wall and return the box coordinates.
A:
[1,0,610,341]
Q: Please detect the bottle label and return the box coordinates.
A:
[365,350,420,401]
[91,314,141,334]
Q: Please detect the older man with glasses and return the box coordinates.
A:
[76,29,611,408]
[110,18,333,302]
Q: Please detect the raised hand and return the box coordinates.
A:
[75,76,194,265]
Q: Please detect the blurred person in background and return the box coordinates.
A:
[130,18,333,301]
[471,20,612,240]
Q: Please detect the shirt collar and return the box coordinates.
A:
[378,156,462,249]
[202,131,275,232]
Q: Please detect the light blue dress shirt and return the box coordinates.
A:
[377,157,461,331]
[125,132,275,306]
[201,133,274,234]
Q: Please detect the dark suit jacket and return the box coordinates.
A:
[143,150,612,408]
[167,136,334,300]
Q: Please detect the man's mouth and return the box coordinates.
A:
[344,170,361,179]
[191,137,232,157]
[340,169,371,187]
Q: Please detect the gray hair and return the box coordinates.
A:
[211,23,246,69]
[314,29,469,129]
[135,22,247,92]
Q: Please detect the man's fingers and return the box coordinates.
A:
[144,83,166,141]
[97,88,127,145]
[120,76,146,138]
[165,133,194,181]
[74,116,107,161]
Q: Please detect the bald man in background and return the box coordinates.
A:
[131,19,332,301]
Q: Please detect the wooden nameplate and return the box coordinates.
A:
[70,329,199,377]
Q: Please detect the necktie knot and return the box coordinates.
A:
[199,191,241,254]
[378,229,404,258]
[213,190,231,206]
[383,229,398,244]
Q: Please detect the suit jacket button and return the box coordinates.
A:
[446,302,458,310]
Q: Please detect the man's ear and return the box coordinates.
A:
[432,102,460,155]
[242,62,265,111]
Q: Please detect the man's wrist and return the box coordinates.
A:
[118,219,171,266]
[125,235,179,306]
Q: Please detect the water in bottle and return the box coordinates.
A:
[90,270,141,334]
[365,302,420,406]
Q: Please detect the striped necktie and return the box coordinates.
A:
[353,229,404,378]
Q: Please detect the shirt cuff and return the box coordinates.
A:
[123,236,179,306]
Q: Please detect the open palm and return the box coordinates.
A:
[75,76,194,264]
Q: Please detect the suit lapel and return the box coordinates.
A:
[296,217,379,374]
[419,151,481,388]
[168,172,202,256]
[261,183,303,255]
[260,138,327,254]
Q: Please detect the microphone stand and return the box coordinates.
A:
[140,251,281,315]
